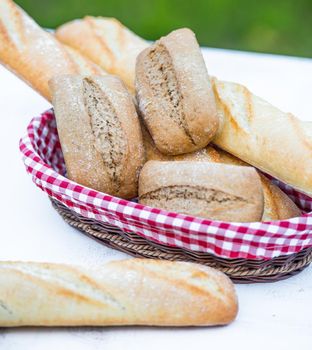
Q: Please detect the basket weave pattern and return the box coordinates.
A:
[20,110,312,282]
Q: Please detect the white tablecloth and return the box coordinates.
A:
[0,48,312,350]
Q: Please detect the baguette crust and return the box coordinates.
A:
[259,175,301,221]
[139,161,264,222]
[212,78,312,196]
[63,44,104,76]
[0,0,105,101]
[49,75,145,198]
[0,260,238,327]
[135,29,218,155]
[56,17,148,91]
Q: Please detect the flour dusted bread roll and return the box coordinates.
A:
[135,29,218,155]
[142,131,300,221]
[0,0,105,101]
[0,259,238,327]
[49,75,145,198]
[56,16,149,91]
[139,161,264,222]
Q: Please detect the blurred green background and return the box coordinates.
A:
[16,0,312,57]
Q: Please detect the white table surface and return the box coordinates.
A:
[0,48,312,350]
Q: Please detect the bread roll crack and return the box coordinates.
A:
[140,185,248,205]
[82,77,127,186]
[144,45,195,145]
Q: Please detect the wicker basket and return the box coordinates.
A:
[20,110,312,283]
[51,198,312,283]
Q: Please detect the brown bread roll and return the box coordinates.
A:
[142,130,301,221]
[0,259,238,327]
[135,28,219,155]
[0,0,105,101]
[49,75,145,198]
[139,161,264,222]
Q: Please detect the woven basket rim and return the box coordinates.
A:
[19,109,312,261]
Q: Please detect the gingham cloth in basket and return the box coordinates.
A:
[19,110,312,260]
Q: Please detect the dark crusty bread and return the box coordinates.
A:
[0,259,238,327]
[139,161,264,222]
[49,75,145,198]
[135,28,219,155]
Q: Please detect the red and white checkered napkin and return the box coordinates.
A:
[19,110,312,260]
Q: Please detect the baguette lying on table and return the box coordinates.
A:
[56,16,312,196]
[0,259,238,327]
[0,0,105,101]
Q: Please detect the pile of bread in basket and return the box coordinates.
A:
[0,0,310,327]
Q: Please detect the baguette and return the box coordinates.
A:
[56,16,149,91]
[135,28,219,155]
[139,161,264,222]
[63,44,104,76]
[0,259,238,327]
[142,129,301,221]
[0,0,105,101]
[211,78,312,196]
[49,75,145,198]
[57,17,312,195]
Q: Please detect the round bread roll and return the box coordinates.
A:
[135,28,219,155]
[139,161,264,222]
[49,75,145,198]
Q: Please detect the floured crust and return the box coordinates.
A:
[135,28,219,155]
[139,161,264,222]
[49,75,145,198]
[63,45,104,76]
[0,0,106,101]
[0,259,238,327]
